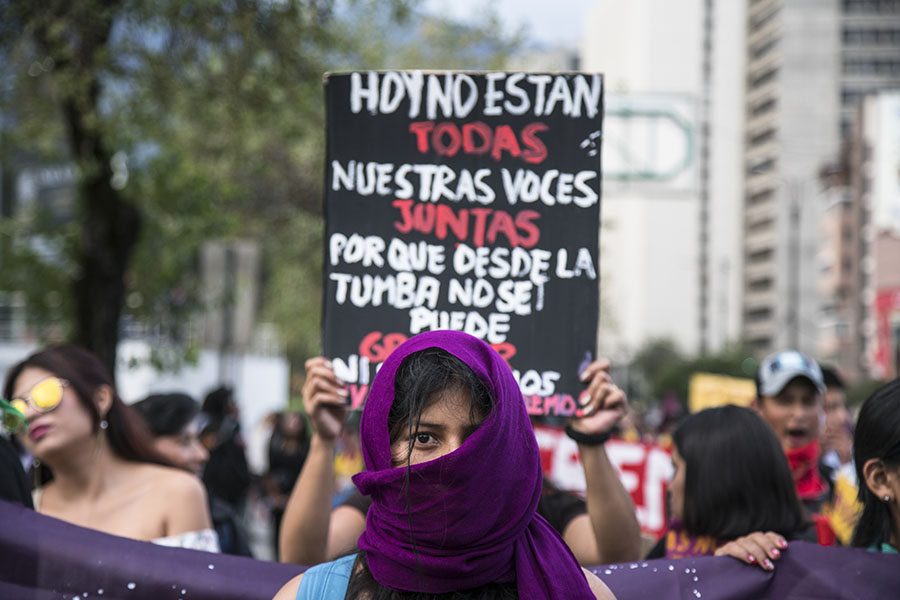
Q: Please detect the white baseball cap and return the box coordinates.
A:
[757,350,826,397]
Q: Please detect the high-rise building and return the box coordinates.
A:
[832,91,900,380]
[823,0,900,378]
[741,0,900,360]
[580,0,745,360]
[838,1,900,136]
[741,0,841,356]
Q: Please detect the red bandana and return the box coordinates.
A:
[786,440,827,500]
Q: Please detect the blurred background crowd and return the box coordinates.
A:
[1,0,899,564]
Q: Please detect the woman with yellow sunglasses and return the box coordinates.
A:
[3,345,219,551]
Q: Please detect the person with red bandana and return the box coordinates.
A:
[752,350,837,545]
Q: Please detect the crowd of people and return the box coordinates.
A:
[0,345,308,559]
[1,337,899,599]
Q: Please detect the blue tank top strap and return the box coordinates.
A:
[295,553,357,600]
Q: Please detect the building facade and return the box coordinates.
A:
[741,0,842,355]
[581,0,745,361]
[742,0,900,370]
[854,92,900,380]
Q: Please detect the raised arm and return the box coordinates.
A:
[278,357,353,565]
[563,359,642,564]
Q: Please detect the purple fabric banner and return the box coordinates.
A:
[589,541,899,599]
[0,500,302,600]
[2,500,898,599]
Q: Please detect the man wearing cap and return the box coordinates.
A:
[753,350,837,544]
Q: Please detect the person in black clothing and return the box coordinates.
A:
[647,405,807,570]
[264,411,310,557]
[199,386,254,556]
[201,387,252,508]
[1,396,33,507]
[0,434,32,508]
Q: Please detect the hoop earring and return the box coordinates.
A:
[99,420,108,430]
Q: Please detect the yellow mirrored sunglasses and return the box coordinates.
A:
[10,376,69,419]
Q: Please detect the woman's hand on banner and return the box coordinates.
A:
[715,531,788,571]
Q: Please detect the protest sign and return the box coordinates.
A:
[322,71,603,416]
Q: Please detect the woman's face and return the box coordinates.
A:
[390,386,481,467]
[669,448,686,522]
[12,366,95,461]
[152,420,208,476]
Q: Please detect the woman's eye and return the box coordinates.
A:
[414,433,433,445]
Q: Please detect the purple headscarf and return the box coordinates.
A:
[352,330,594,598]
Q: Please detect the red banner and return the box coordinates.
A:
[533,424,673,539]
[872,287,900,379]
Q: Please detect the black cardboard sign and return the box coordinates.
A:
[322,71,603,417]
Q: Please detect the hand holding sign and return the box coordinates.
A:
[571,358,627,436]
[302,357,349,441]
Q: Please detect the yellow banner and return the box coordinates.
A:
[688,373,756,413]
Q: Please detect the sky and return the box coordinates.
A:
[422,0,595,48]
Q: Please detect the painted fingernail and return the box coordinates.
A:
[770,548,780,558]
[747,555,756,564]
[778,539,788,549]
[579,393,592,406]
[579,371,589,382]
[763,559,774,570]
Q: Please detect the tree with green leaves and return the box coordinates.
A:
[630,338,754,409]
[0,0,519,376]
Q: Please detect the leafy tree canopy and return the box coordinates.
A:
[0,0,521,374]
[630,338,754,410]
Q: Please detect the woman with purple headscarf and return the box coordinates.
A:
[273,331,614,599]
